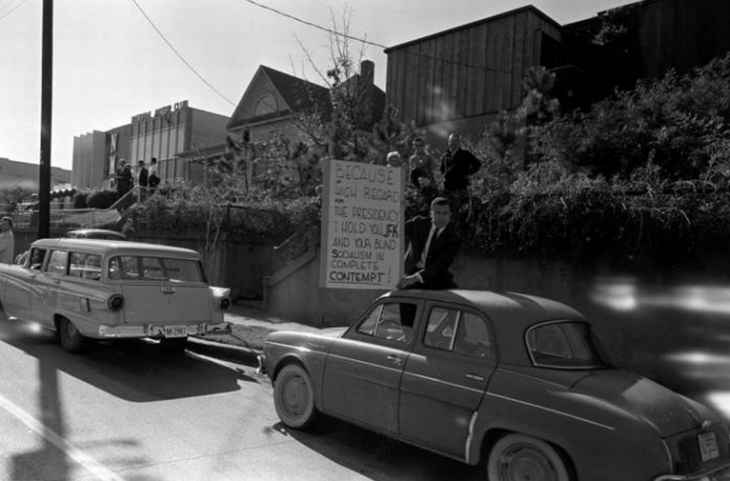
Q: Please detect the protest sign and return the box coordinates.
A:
[320,159,403,289]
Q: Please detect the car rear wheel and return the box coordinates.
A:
[58,317,88,354]
[274,364,317,430]
[488,433,571,481]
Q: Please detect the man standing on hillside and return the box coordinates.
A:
[115,159,133,197]
[440,133,481,213]
[137,160,149,200]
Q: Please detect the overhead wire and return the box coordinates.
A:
[129,0,237,107]
[238,0,514,76]
[0,0,31,24]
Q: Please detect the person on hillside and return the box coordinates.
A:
[398,197,460,290]
[408,136,435,190]
[385,151,403,168]
[137,160,149,201]
[148,157,161,192]
[115,159,133,197]
[440,133,481,212]
[0,216,15,265]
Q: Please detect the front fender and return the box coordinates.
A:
[264,332,338,411]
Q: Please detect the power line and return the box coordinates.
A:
[239,0,387,50]
[0,0,31,24]
[129,0,237,107]
[238,0,514,76]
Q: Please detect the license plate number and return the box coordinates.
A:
[698,432,719,462]
[163,325,188,338]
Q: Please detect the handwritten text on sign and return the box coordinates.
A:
[321,160,403,289]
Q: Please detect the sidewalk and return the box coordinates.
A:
[186,303,323,365]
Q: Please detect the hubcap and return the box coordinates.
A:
[499,445,557,481]
[282,375,308,417]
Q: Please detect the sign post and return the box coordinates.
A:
[320,160,403,290]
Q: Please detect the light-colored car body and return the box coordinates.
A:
[260,289,730,481]
[0,238,231,353]
[62,228,127,240]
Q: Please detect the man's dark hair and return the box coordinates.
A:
[430,197,451,210]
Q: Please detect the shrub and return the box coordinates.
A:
[73,192,88,209]
[86,189,120,209]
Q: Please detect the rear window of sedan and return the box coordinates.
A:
[526,321,605,369]
[108,256,205,283]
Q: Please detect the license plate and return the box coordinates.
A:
[698,432,719,462]
[163,325,188,338]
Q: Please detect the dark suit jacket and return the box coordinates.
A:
[404,216,460,289]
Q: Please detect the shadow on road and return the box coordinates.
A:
[0,315,255,403]
[273,418,484,481]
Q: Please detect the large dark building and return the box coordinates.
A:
[384,0,730,144]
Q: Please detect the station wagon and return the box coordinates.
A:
[0,238,231,353]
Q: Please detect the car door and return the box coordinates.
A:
[322,299,420,434]
[26,249,68,327]
[1,247,47,321]
[399,302,497,458]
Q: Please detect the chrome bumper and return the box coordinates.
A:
[256,354,266,375]
[97,322,231,338]
[654,462,730,481]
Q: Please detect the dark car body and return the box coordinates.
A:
[260,290,730,481]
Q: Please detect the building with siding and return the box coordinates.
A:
[564,0,730,104]
[129,100,229,184]
[71,101,229,189]
[72,124,130,189]
[385,6,563,143]
[384,0,730,146]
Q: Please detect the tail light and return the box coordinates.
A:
[108,294,124,311]
[218,297,231,310]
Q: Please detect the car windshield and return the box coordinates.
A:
[526,321,605,369]
[108,255,205,283]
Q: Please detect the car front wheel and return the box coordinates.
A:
[58,317,88,354]
[487,433,571,481]
[274,364,317,430]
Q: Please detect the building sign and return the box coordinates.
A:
[132,100,188,124]
[320,159,403,289]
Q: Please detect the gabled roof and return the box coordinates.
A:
[227,66,330,130]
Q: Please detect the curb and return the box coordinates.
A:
[187,336,261,366]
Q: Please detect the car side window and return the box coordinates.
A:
[28,248,46,270]
[425,307,458,350]
[356,302,416,343]
[425,307,493,359]
[453,312,493,359]
[45,250,68,277]
[68,252,102,281]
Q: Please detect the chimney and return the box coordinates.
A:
[360,60,374,85]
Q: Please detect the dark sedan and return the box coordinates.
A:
[260,289,730,481]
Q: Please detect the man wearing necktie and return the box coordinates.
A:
[397,197,460,290]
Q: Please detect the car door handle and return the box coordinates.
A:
[386,355,403,365]
[465,373,484,381]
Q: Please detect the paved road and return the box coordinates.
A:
[0,313,484,481]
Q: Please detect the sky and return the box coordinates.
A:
[0,0,638,172]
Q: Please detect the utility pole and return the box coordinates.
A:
[38,0,53,239]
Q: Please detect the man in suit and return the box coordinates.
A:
[398,197,460,290]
